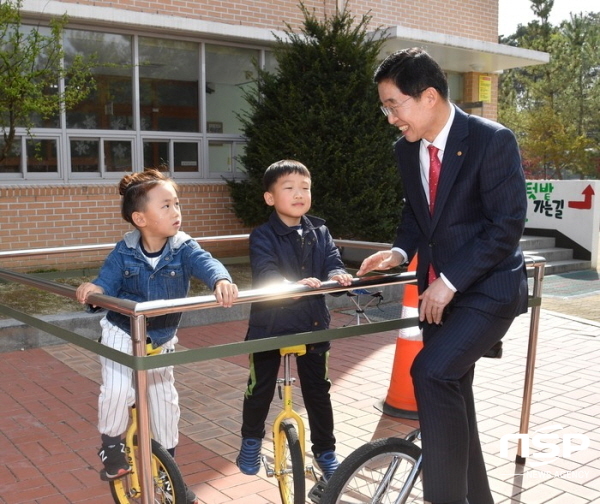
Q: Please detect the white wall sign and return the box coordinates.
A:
[526,180,599,268]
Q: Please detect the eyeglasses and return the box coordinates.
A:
[380,95,414,117]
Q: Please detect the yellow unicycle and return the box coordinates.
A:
[263,345,311,504]
[108,344,187,503]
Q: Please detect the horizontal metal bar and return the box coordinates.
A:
[0,234,250,259]
[0,268,137,316]
[131,272,417,317]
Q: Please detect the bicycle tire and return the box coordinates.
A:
[319,437,423,504]
[277,419,306,504]
[109,438,187,504]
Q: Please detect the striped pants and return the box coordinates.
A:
[97,317,180,450]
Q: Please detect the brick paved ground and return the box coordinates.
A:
[1,299,600,503]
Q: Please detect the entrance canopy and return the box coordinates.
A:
[377,26,549,73]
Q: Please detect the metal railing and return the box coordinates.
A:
[0,237,545,503]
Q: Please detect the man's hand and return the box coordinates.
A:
[356,250,402,277]
[418,277,455,325]
[214,280,239,308]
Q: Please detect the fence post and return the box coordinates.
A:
[517,258,546,463]
[131,314,154,504]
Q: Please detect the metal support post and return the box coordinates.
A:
[517,258,545,463]
[131,314,154,504]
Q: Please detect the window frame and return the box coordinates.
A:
[0,133,62,181]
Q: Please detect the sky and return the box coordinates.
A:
[498,0,599,36]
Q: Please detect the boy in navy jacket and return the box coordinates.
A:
[236,160,352,481]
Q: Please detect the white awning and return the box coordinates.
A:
[376,26,549,73]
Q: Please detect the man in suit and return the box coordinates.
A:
[357,48,529,504]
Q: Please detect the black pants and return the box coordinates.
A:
[241,348,336,455]
[411,306,516,504]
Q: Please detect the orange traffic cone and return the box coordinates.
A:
[377,255,422,420]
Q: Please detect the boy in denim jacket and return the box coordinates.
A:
[77,169,238,504]
[236,160,352,481]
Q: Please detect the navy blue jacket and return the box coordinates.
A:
[246,212,347,349]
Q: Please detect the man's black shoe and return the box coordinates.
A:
[483,341,503,359]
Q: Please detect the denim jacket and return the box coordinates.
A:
[246,212,347,351]
[93,229,232,347]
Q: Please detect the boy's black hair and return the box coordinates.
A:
[263,159,311,192]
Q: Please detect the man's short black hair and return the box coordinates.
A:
[374,47,449,100]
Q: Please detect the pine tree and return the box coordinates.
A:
[227,5,401,241]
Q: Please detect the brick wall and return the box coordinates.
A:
[353,0,498,42]
[51,0,498,42]
[0,183,251,271]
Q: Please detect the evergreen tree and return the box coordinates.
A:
[226,4,401,241]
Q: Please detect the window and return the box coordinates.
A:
[70,137,133,175]
[0,137,59,178]
[104,140,133,172]
[70,138,100,173]
[173,142,199,172]
[205,44,259,135]
[143,139,201,174]
[139,37,199,133]
[6,25,60,129]
[0,138,23,175]
[208,140,247,178]
[26,139,58,173]
[64,30,133,131]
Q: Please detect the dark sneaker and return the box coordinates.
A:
[236,437,262,475]
[315,450,339,481]
[98,442,131,481]
[186,486,199,504]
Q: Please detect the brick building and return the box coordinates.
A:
[1,0,547,270]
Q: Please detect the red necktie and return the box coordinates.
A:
[428,145,441,214]
[427,145,441,284]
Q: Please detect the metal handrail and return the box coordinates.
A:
[0,234,249,259]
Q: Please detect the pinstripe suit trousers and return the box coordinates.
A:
[411,306,515,504]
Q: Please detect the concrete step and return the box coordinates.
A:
[521,235,591,276]
[523,247,573,263]
[520,235,556,250]
[541,259,592,276]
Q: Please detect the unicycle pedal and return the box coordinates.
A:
[308,478,328,503]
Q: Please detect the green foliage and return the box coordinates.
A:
[227,4,401,241]
[517,106,592,179]
[0,0,97,162]
[498,0,600,179]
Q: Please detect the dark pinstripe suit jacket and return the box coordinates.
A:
[393,105,529,319]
